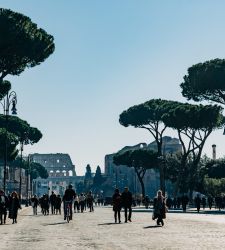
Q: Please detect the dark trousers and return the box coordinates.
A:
[124,206,132,221]
[0,209,7,224]
[114,210,121,222]
[51,203,55,214]
[156,214,164,225]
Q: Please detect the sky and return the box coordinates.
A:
[1,0,225,175]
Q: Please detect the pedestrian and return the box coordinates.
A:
[181,194,189,212]
[31,195,39,215]
[42,194,50,215]
[79,193,85,213]
[8,191,21,224]
[55,195,62,215]
[208,195,213,210]
[195,194,201,213]
[112,188,122,223]
[86,191,94,212]
[202,196,206,210]
[74,195,80,213]
[0,190,9,224]
[152,190,167,226]
[50,191,56,215]
[121,187,132,223]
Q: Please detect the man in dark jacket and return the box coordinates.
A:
[50,191,57,214]
[121,187,132,223]
[0,190,9,224]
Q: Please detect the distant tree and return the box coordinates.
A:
[119,99,173,194]
[10,158,48,181]
[0,128,18,160]
[84,164,92,191]
[76,181,85,194]
[0,115,42,161]
[162,101,225,196]
[85,164,92,179]
[205,158,225,179]
[0,8,55,81]
[181,58,225,105]
[93,166,104,190]
[203,177,225,197]
[0,80,11,99]
[113,149,158,197]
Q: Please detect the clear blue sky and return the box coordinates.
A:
[1,1,225,175]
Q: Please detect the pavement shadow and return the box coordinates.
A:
[143,225,161,229]
[98,222,119,226]
[42,222,68,226]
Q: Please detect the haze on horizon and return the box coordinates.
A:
[1,1,225,175]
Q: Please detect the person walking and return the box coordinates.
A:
[112,188,122,223]
[208,195,213,210]
[0,190,9,224]
[181,194,189,212]
[121,187,132,223]
[195,194,201,213]
[79,193,85,213]
[153,190,167,226]
[31,195,39,215]
[50,191,57,215]
[74,195,80,213]
[8,191,21,224]
[55,195,62,215]
[87,191,94,212]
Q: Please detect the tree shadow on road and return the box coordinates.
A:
[42,222,68,226]
[143,225,162,229]
[98,222,119,226]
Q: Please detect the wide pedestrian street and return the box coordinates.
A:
[1,206,225,250]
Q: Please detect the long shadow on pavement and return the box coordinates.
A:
[42,222,68,226]
[143,225,161,229]
[98,222,119,226]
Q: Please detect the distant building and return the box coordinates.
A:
[30,153,77,196]
[104,137,182,197]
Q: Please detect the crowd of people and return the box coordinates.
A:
[30,185,95,220]
[112,188,167,226]
[0,190,21,224]
[2,184,225,227]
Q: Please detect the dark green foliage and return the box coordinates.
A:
[10,158,48,180]
[0,115,42,161]
[30,162,48,179]
[93,166,104,188]
[0,8,55,80]
[0,114,42,144]
[119,99,171,129]
[162,102,224,130]
[0,80,11,100]
[85,164,92,179]
[205,158,225,179]
[113,149,158,197]
[0,128,18,160]
[181,58,225,104]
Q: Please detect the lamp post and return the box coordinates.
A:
[0,91,17,193]
[19,132,28,200]
[19,140,24,199]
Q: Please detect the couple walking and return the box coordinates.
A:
[112,187,132,223]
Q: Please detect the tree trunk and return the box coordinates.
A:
[135,170,145,198]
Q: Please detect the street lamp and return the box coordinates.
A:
[19,132,28,200]
[0,91,17,193]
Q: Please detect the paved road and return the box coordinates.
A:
[1,206,225,250]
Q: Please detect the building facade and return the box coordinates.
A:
[104,137,182,197]
[30,153,77,196]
